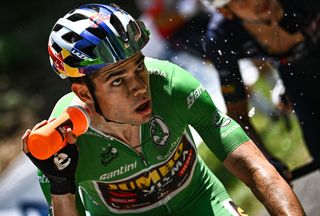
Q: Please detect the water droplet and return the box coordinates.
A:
[248,107,256,117]
[111,148,117,153]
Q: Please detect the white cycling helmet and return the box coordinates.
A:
[201,0,231,8]
[48,4,150,79]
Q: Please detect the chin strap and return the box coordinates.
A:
[84,76,124,125]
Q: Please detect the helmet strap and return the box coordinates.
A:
[84,76,124,125]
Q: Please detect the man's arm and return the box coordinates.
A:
[22,123,80,216]
[52,194,79,216]
[223,140,305,216]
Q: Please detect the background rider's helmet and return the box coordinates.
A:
[48,4,150,79]
[200,0,230,9]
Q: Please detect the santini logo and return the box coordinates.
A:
[99,160,138,180]
[187,86,205,109]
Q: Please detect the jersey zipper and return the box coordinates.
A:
[138,152,148,166]
[89,125,172,214]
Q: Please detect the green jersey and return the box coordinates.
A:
[39,58,249,215]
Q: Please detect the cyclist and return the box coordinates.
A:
[21,3,304,216]
[202,0,320,173]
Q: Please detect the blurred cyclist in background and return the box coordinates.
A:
[135,0,210,59]
[202,0,320,175]
[138,0,294,180]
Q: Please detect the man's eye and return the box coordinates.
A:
[112,78,122,86]
[137,63,144,71]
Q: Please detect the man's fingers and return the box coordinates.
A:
[23,119,50,153]
[48,118,56,123]
[66,128,77,144]
[21,129,32,153]
[32,120,48,131]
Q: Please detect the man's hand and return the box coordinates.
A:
[22,120,78,195]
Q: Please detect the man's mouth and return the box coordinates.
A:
[135,100,152,115]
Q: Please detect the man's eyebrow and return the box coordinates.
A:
[136,55,145,65]
[104,55,145,81]
[104,69,126,81]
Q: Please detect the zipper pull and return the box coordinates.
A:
[139,153,148,166]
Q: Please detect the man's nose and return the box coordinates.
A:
[130,76,147,96]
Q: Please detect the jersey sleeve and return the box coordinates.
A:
[171,63,250,161]
[38,171,53,215]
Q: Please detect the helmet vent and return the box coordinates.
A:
[81,46,96,57]
[110,14,129,42]
[62,32,83,43]
[52,24,63,32]
[67,13,88,22]
[52,42,62,53]
[64,55,82,67]
[86,27,108,40]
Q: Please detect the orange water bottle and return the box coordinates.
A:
[27,105,91,160]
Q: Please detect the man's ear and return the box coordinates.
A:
[216,7,234,20]
[71,83,93,104]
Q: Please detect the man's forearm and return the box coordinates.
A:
[51,193,79,216]
[248,167,304,215]
[223,141,305,215]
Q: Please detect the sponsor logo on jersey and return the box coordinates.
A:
[95,135,196,213]
[149,116,170,146]
[212,110,231,127]
[100,146,119,166]
[53,153,71,170]
[187,86,205,109]
[38,175,49,183]
[221,124,240,139]
[149,69,166,77]
[156,137,181,161]
[99,160,138,180]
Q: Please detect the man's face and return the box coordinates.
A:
[227,0,278,21]
[91,52,152,126]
